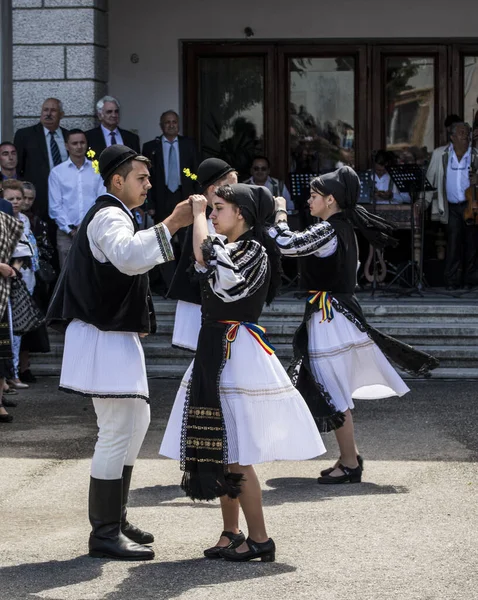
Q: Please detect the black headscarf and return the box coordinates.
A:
[311,166,398,248]
[216,183,281,303]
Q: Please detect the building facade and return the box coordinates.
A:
[1,0,478,176]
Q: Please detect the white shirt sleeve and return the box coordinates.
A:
[48,167,71,234]
[86,206,174,276]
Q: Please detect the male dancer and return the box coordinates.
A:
[48,145,192,560]
[167,158,237,351]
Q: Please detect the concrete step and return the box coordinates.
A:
[152,298,478,324]
[28,364,478,381]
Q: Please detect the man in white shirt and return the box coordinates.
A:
[426,122,478,289]
[243,156,294,211]
[47,144,193,561]
[49,129,106,268]
[372,150,410,204]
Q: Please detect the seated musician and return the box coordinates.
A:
[373,150,410,204]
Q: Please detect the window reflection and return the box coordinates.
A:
[199,57,264,180]
[289,57,355,175]
[464,56,478,131]
[385,57,434,164]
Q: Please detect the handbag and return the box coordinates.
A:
[37,259,57,284]
[9,276,44,335]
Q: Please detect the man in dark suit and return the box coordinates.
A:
[13,98,69,219]
[142,110,199,223]
[86,96,140,157]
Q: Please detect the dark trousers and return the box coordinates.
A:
[445,202,478,287]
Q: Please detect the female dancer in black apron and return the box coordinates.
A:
[161,184,325,560]
[269,166,438,483]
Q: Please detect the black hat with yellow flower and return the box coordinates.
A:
[197,158,235,190]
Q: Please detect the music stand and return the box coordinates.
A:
[386,164,435,296]
[357,170,382,296]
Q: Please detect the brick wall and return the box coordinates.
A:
[11,0,108,132]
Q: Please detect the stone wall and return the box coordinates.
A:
[12,0,108,132]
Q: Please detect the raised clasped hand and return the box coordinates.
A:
[171,199,194,227]
[189,194,208,217]
[274,196,287,212]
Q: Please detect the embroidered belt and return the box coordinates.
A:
[307,291,334,323]
[219,321,276,359]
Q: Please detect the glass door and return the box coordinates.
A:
[372,45,447,162]
[278,46,367,177]
[183,44,276,181]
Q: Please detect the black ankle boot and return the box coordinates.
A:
[121,466,155,545]
[88,477,154,560]
[220,537,275,562]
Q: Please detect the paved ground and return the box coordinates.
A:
[0,377,477,600]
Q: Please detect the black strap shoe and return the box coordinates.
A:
[317,463,362,484]
[320,454,364,477]
[88,477,154,560]
[121,466,154,545]
[220,537,275,562]
[204,530,245,559]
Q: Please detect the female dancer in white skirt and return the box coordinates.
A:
[269,166,438,484]
[160,184,325,561]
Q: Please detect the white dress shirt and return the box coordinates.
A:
[161,136,180,180]
[101,124,124,147]
[374,173,410,203]
[446,145,471,204]
[43,127,68,170]
[48,158,106,234]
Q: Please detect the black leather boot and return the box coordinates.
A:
[121,466,154,544]
[88,477,154,560]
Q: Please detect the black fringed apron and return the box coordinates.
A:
[180,259,272,501]
[292,213,439,433]
[291,290,439,433]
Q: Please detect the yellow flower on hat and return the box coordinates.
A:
[183,167,197,180]
[92,160,100,175]
[86,148,96,159]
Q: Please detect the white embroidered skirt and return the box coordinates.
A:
[172,300,202,352]
[307,311,410,412]
[160,324,326,465]
[60,319,149,400]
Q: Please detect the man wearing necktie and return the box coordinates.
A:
[13,98,69,220]
[86,96,140,157]
[142,111,200,293]
[142,111,199,224]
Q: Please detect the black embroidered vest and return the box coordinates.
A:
[47,195,156,333]
[300,213,357,293]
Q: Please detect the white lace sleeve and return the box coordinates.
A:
[196,236,268,303]
[268,220,337,257]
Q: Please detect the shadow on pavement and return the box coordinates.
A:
[127,478,408,511]
[104,558,296,600]
[0,556,296,600]
[0,556,103,600]
[263,477,408,504]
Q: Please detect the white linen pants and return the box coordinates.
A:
[91,397,151,480]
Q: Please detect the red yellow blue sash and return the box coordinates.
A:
[219,321,276,360]
[307,291,334,323]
